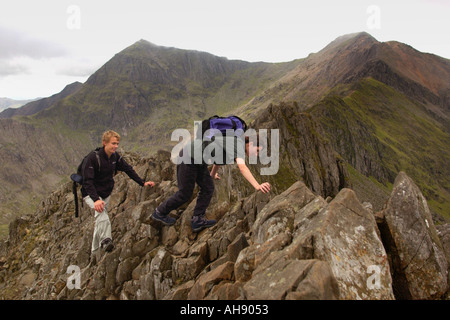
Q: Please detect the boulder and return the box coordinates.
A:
[265,187,394,299]
[380,172,448,299]
[187,261,235,299]
[243,259,338,300]
[251,181,316,244]
[240,182,394,300]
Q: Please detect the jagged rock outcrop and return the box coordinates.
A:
[238,182,394,300]
[251,101,350,198]
[0,151,448,300]
[378,172,448,299]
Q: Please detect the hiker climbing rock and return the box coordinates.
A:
[152,115,270,233]
[78,130,155,253]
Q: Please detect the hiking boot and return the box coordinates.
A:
[100,238,114,252]
[191,215,216,233]
[152,209,176,226]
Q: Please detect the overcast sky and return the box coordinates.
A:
[0,0,449,100]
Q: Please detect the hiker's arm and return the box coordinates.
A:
[236,159,270,193]
[210,164,220,179]
[116,156,145,186]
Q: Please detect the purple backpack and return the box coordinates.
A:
[198,115,248,140]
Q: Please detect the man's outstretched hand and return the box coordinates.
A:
[257,182,271,193]
[144,181,155,187]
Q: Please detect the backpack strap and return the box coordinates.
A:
[94,150,101,171]
[76,149,101,186]
[71,148,101,219]
[114,153,122,176]
[84,150,101,173]
[229,118,238,131]
[229,115,247,131]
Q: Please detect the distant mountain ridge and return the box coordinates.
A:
[240,32,449,121]
[34,39,301,143]
[0,32,448,239]
[0,98,38,113]
[0,82,82,119]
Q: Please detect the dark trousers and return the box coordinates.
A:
[157,162,215,217]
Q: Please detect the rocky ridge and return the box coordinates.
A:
[0,150,448,300]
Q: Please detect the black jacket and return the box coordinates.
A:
[81,147,144,202]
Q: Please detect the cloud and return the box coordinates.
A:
[0,25,72,78]
[0,25,67,60]
[0,60,29,76]
[55,58,99,77]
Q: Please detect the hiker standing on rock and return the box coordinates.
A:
[152,116,270,233]
[81,130,155,253]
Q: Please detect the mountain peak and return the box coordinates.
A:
[134,39,160,48]
[335,31,378,43]
[320,32,378,54]
[118,39,161,56]
[340,31,377,41]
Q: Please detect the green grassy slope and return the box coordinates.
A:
[310,77,449,219]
